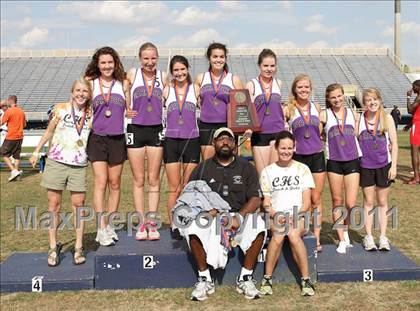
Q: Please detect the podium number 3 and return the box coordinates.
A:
[32,276,43,292]
[363,269,373,282]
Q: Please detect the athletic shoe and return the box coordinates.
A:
[363,235,377,251]
[106,225,119,241]
[379,236,391,251]
[8,170,21,182]
[190,276,215,301]
[301,278,315,296]
[95,228,115,246]
[260,275,273,295]
[147,221,160,240]
[236,275,261,299]
[170,228,183,240]
[135,224,148,241]
[344,231,353,248]
[336,241,347,254]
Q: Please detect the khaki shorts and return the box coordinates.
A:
[41,159,87,192]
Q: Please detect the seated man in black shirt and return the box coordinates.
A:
[183,127,266,301]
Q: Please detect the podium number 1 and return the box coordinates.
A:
[32,276,43,292]
[363,269,373,282]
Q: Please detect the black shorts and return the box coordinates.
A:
[327,158,360,175]
[251,132,279,147]
[198,121,227,146]
[163,137,200,164]
[293,151,326,173]
[1,139,23,159]
[126,124,163,148]
[360,163,392,188]
[87,133,127,165]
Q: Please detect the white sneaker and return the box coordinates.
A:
[190,276,215,301]
[147,221,160,240]
[363,235,378,251]
[135,224,148,241]
[106,225,118,241]
[236,275,261,300]
[95,228,115,246]
[8,170,20,182]
[344,231,353,248]
[379,236,391,251]
[336,241,347,254]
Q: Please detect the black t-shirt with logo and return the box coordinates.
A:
[189,156,262,212]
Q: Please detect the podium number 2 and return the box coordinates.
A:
[143,255,154,269]
[363,269,373,282]
[32,276,43,292]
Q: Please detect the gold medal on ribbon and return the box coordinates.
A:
[77,139,84,147]
[105,109,112,117]
[146,105,153,112]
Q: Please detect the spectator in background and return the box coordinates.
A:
[390,105,401,130]
[406,80,420,185]
[1,95,26,181]
[0,100,8,133]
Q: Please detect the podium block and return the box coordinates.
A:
[317,244,420,282]
[1,252,95,292]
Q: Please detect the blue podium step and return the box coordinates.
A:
[0,251,95,292]
[317,244,420,282]
[94,230,316,289]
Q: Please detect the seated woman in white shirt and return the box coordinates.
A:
[259,130,315,296]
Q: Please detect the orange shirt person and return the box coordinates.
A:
[1,95,26,181]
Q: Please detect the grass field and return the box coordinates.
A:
[1,131,419,310]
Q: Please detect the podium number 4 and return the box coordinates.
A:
[32,276,43,292]
[363,269,373,282]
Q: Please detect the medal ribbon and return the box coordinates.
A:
[141,68,156,101]
[99,78,115,106]
[71,103,87,138]
[210,70,226,99]
[296,102,311,127]
[331,107,347,136]
[258,76,273,113]
[175,82,190,117]
[364,110,380,142]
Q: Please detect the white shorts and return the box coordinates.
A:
[180,213,267,269]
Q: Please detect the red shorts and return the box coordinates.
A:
[410,122,420,146]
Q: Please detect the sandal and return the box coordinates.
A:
[73,246,86,265]
[316,244,323,252]
[405,177,419,185]
[47,243,62,267]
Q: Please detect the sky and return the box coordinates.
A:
[1,1,419,68]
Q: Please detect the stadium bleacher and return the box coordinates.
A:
[0,48,412,121]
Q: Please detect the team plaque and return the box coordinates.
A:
[228,89,261,133]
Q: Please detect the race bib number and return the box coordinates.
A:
[126,133,134,145]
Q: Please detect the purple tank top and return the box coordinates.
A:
[165,85,199,139]
[254,93,284,134]
[131,69,163,126]
[290,103,323,155]
[92,80,125,136]
[200,72,233,123]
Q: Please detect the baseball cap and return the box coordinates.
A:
[213,127,234,140]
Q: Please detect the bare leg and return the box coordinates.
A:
[145,146,163,213]
[243,232,265,270]
[311,172,326,249]
[363,186,376,236]
[189,235,208,271]
[128,148,146,216]
[327,172,345,241]
[91,161,108,229]
[376,187,390,237]
[71,191,86,249]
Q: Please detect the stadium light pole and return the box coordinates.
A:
[394,0,401,69]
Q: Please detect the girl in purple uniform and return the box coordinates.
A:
[126,43,168,241]
[246,49,286,174]
[320,83,361,254]
[162,55,201,239]
[195,42,244,160]
[285,74,325,252]
[358,88,398,251]
[85,46,131,246]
